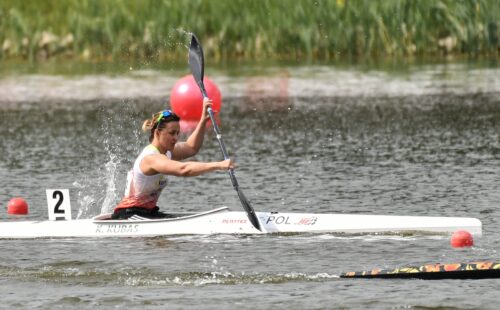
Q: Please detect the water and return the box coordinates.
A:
[0,62,499,309]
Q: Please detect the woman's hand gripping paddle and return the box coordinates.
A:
[188,34,262,231]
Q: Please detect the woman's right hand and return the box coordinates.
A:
[221,158,235,170]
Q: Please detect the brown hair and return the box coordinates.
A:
[142,110,180,142]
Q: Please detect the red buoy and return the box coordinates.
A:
[7,197,29,215]
[170,75,222,121]
[451,230,474,248]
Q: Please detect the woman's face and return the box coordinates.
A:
[156,121,180,151]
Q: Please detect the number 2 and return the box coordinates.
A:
[46,189,72,221]
[53,190,64,214]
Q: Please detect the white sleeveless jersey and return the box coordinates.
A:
[117,144,171,210]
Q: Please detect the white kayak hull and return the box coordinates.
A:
[0,207,482,238]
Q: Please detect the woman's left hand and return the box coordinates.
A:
[201,97,213,121]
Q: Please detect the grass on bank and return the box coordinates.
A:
[0,0,499,63]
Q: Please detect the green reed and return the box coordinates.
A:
[0,0,498,62]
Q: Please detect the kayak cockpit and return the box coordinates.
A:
[92,206,230,223]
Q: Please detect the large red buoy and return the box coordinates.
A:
[7,197,29,215]
[170,75,222,121]
[451,230,474,248]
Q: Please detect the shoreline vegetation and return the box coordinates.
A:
[0,0,499,64]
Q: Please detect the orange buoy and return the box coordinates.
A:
[170,75,221,121]
[7,197,29,215]
[451,230,474,248]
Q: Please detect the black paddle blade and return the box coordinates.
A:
[187,33,261,232]
[236,188,262,231]
[188,34,208,98]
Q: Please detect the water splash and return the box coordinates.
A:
[100,153,119,214]
[72,102,145,218]
[73,181,96,219]
[98,103,144,215]
[166,28,192,52]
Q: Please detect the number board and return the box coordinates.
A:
[46,189,72,221]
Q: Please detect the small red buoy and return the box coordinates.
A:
[451,230,474,248]
[170,75,222,121]
[7,197,29,215]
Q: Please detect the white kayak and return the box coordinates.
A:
[0,206,482,239]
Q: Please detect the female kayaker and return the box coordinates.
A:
[112,98,233,219]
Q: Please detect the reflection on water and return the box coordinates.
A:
[1,62,499,105]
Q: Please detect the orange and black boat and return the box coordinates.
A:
[341,261,500,280]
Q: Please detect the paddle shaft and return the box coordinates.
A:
[196,84,240,189]
[189,34,261,231]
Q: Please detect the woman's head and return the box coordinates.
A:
[142,110,181,142]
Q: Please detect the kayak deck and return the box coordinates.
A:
[0,207,482,238]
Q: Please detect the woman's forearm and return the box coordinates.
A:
[176,160,226,177]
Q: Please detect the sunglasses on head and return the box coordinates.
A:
[152,110,175,131]
[156,110,173,123]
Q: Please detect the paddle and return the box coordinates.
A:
[188,34,262,231]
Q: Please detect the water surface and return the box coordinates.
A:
[0,62,499,309]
